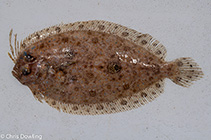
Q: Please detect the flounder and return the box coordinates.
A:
[8,20,203,115]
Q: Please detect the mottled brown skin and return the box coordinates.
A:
[12,30,173,105]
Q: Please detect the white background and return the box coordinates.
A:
[0,0,210,140]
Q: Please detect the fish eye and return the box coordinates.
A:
[24,53,35,62]
[22,67,31,76]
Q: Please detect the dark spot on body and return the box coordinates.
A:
[155,83,161,88]
[141,92,147,97]
[118,74,123,80]
[111,107,116,110]
[52,101,56,105]
[62,37,69,43]
[36,72,43,79]
[78,24,84,29]
[60,91,66,97]
[141,40,147,45]
[86,72,94,78]
[137,34,147,38]
[149,57,153,61]
[39,43,45,49]
[167,67,172,71]
[32,92,37,95]
[83,99,88,103]
[153,43,157,46]
[152,64,160,74]
[99,98,104,102]
[87,54,94,60]
[92,37,98,43]
[101,33,106,37]
[123,46,130,51]
[187,75,192,79]
[149,77,154,81]
[96,105,104,110]
[107,61,122,74]
[98,65,104,69]
[55,27,61,32]
[22,43,26,48]
[134,100,139,104]
[152,92,156,95]
[123,83,130,90]
[118,94,123,98]
[35,33,40,39]
[177,61,183,66]
[132,89,137,93]
[110,54,115,58]
[156,50,162,55]
[89,90,96,97]
[176,77,182,81]
[120,100,127,105]
[133,70,137,76]
[98,25,105,30]
[74,87,79,91]
[84,78,89,85]
[87,31,92,35]
[76,41,81,46]
[122,32,129,37]
[72,106,78,111]
[107,45,112,50]
[107,85,111,89]
[70,75,77,81]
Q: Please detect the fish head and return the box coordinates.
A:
[12,49,43,85]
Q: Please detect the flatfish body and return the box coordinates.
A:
[8,20,203,115]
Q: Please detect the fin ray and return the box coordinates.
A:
[42,79,165,115]
[22,20,166,61]
[170,57,203,87]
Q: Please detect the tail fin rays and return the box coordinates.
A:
[170,57,203,87]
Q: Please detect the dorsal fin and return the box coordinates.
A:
[21,20,167,60]
[40,79,165,115]
[134,34,167,60]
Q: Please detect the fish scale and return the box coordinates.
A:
[8,20,203,115]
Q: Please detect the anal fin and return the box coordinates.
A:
[42,79,165,115]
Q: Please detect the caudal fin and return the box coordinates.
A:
[170,57,203,87]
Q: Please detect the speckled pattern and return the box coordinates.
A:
[9,20,204,115]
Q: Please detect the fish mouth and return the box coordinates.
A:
[12,70,19,80]
[12,70,26,85]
